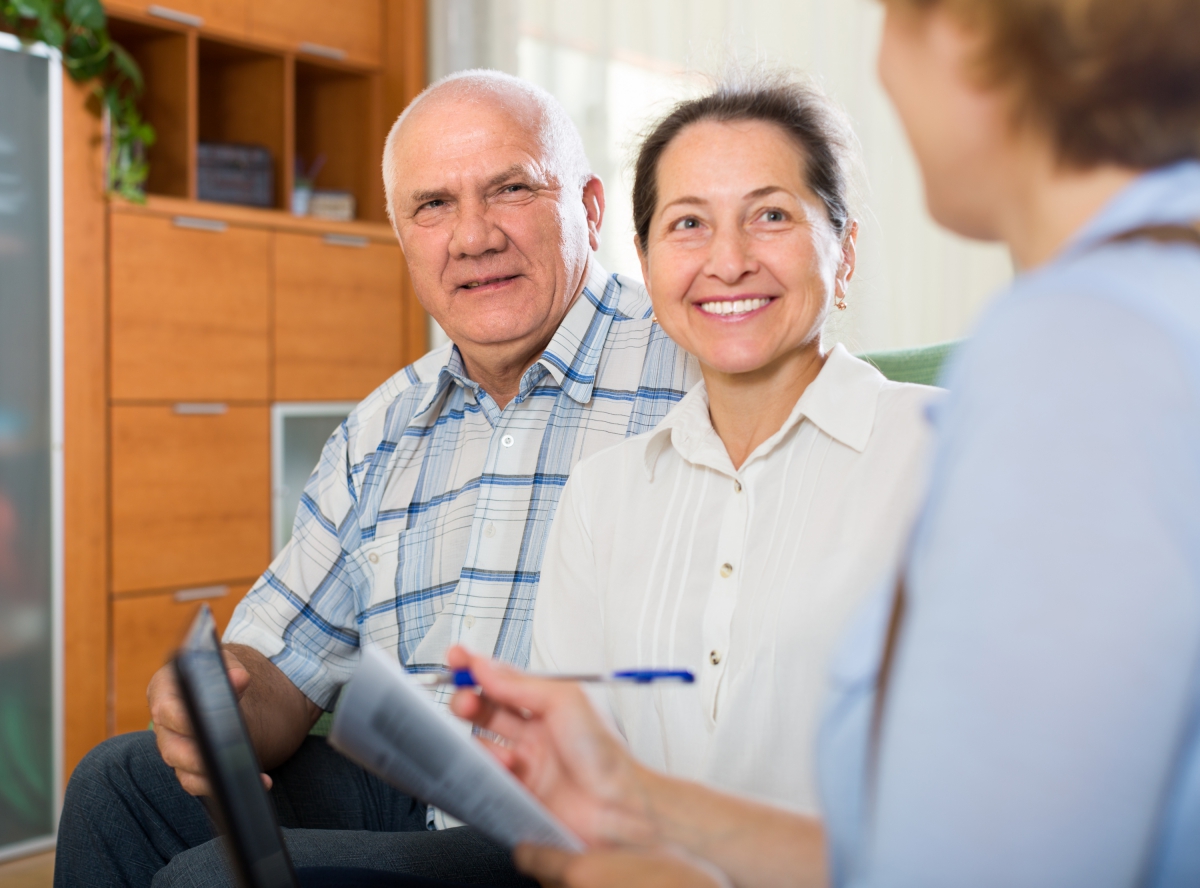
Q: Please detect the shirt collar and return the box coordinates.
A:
[643,343,885,478]
[1059,160,1200,260]
[535,259,620,404]
[412,258,619,419]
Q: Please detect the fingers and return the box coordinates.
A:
[514,844,574,886]
[222,648,252,699]
[447,646,588,724]
[515,845,727,888]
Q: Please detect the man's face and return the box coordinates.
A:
[389,94,603,363]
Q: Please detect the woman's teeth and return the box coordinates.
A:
[696,298,771,316]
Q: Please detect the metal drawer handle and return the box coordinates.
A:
[173,403,228,415]
[173,584,230,603]
[322,233,368,248]
[298,41,348,61]
[173,216,227,233]
[147,5,204,27]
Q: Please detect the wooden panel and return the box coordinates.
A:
[110,212,270,400]
[384,0,429,361]
[111,405,270,592]
[274,232,403,400]
[112,582,251,733]
[62,76,111,769]
[197,40,288,209]
[105,0,248,37]
[249,0,382,68]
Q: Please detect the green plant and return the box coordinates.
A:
[1,0,155,201]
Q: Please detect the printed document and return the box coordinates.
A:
[328,646,583,851]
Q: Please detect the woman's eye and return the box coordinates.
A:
[672,217,701,231]
[760,209,786,223]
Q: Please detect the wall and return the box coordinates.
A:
[428,0,1013,352]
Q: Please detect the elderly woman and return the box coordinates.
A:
[527,77,938,816]
[450,0,1200,886]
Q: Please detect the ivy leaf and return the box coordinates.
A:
[64,0,105,30]
[109,42,143,95]
[37,16,64,48]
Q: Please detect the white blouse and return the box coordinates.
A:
[531,344,939,814]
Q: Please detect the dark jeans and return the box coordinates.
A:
[55,731,534,888]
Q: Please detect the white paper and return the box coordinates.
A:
[329,647,583,851]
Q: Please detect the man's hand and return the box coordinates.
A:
[148,648,271,797]
[514,845,729,888]
[448,645,659,847]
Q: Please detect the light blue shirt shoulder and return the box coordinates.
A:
[819,161,1200,888]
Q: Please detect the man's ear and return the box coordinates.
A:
[582,176,605,252]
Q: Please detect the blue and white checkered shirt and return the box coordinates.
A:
[225,261,699,713]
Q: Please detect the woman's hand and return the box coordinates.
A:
[447,645,660,846]
[514,844,729,888]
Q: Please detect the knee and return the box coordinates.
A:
[63,731,166,813]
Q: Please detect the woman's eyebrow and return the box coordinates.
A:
[660,186,790,214]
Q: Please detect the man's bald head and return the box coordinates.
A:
[382,70,592,227]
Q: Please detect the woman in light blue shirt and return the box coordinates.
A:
[448,1,1200,886]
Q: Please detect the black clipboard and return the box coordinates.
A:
[173,603,298,888]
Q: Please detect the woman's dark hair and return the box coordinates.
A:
[633,73,858,252]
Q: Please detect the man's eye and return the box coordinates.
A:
[420,200,446,210]
[501,184,528,194]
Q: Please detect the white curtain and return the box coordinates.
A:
[427,0,1012,352]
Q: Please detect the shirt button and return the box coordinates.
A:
[483,522,496,538]
[733,480,742,493]
[465,615,475,629]
[368,552,379,564]
[501,434,515,448]
[719,563,733,578]
[710,650,721,665]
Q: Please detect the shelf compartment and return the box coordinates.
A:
[295,59,385,223]
[107,17,196,198]
[197,37,290,209]
[249,0,382,69]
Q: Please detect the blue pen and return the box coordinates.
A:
[417,668,695,688]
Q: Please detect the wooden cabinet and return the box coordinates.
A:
[111,405,270,593]
[110,213,271,401]
[249,0,382,67]
[274,232,404,400]
[112,583,250,733]
[104,0,249,37]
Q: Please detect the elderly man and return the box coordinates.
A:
[54,70,697,887]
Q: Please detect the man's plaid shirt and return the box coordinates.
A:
[225,262,699,712]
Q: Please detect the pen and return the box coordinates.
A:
[416,668,695,688]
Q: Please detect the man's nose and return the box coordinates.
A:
[704,225,758,284]
[448,203,508,258]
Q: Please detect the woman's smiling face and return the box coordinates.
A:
[638,118,855,377]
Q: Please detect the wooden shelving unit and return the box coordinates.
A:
[57,1,428,761]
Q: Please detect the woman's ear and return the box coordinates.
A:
[836,220,859,299]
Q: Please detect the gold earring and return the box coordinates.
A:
[650,313,658,323]
[835,300,847,311]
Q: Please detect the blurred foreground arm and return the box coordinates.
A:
[148,642,322,796]
[448,646,827,888]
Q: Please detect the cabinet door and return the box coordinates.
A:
[249,0,382,68]
[105,0,248,37]
[112,583,250,734]
[110,212,270,401]
[111,405,270,593]
[274,232,404,400]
